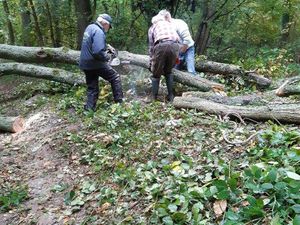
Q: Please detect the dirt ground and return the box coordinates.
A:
[0,77,95,225]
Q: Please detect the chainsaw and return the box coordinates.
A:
[106,44,121,66]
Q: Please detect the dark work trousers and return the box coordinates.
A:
[83,64,123,110]
[152,41,180,78]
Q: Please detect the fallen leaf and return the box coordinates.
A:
[213,200,227,217]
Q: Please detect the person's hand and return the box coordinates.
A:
[180,44,188,53]
[107,44,117,58]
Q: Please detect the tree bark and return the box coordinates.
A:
[28,0,44,46]
[0,116,25,133]
[182,91,283,106]
[0,44,223,91]
[194,0,213,55]
[74,0,92,49]
[173,97,300,124]
[2,0,15,45]
[195,60,271,88]
[19,0,32,46]
[276,76,300,97]
[44,0,56,47]
[0,63,85,85]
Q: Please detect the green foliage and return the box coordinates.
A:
[54,86,299,224]
[0,186,28,212]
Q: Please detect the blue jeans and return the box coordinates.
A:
[175,45,196,75]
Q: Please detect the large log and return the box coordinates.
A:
[0,116,25,133]
[182,91,283,106]
[0,44,223,91]
[196,60,272,88]
[0,63,85,85]
[173,96,300,124]
[276,76,300,97]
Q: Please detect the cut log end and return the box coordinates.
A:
[0,116,25,133]
[12,117,25,133]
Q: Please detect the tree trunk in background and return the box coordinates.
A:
[281,0,291,44]
[74,0,92,50]
[194,1,215,55]
[52,0,62,47]
[44,0,55,47]
[19,0,32,46]
[2,0,15,45]
[28,0,44,46]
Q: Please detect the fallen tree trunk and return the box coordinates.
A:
[173,96,300,124]
[0,63,85,85]
[182,91,284,106]
[196,60,272,88]
[0,44,223,91]
[0,116,25,133]
[276,76,300,97]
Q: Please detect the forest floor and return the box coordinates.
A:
[0,74,299,225]
[0,77,91,224]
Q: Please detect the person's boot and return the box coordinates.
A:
[151,77,160,101]
[84,88,98,111]
[165,74,174,102]
[111,76,124,103]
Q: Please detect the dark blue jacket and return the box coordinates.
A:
[79,22,110,70]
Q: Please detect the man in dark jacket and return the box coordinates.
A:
[79,13,123,111]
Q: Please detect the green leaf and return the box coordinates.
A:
[274,182,286,190]
[217,190,230,200]
[225,210,239,221]
[270,214,281,225]
[267,169,277,182]
[64,190,75,205]
[168,204,178,213]
[286,171,300,180]
[192,202,203,221]
[293,215,300,225]
[228,177,238,190]
[70,198,85,206]
[291,204,300,214]
[162,216,173,225]
[261,183,273,190]
[213,180,227,191]
[172,212,187,223]
[157,208,168,217]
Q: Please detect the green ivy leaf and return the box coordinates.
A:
[172,212,187,223]
[293,215,300,225]
[291,204,300,214]
[286,171,300,180]
[168,204,178,213]
[261,183,273,191]
[162,216,173,225]
[157,208,168,217]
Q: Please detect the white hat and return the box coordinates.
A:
[151,14,164,24]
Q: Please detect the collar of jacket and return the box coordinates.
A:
[94,21,106,33]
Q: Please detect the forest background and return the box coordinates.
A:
[1,0,300,70]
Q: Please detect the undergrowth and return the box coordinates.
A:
[50,86,300,225]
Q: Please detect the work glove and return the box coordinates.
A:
[106,44,117,58]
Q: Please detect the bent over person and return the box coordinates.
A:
[159,9,196,75]
[148,15,180,102]
[79,13,123,111]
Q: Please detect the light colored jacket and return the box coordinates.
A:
[171,18,194,48]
